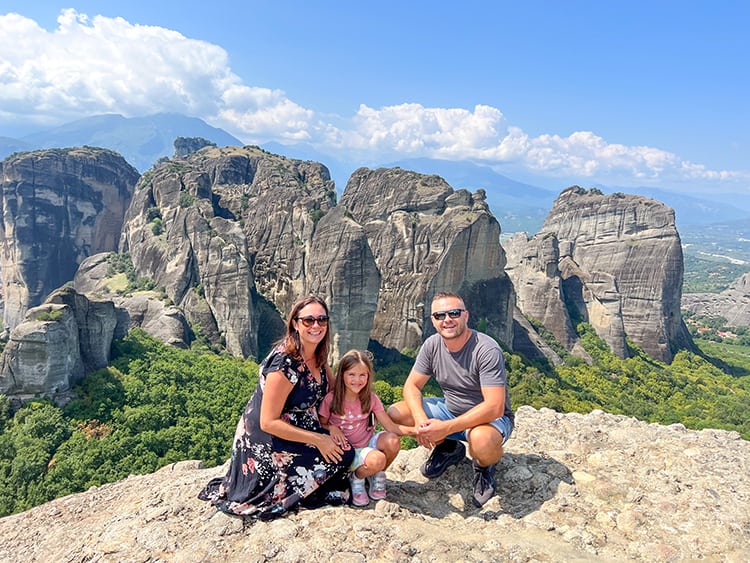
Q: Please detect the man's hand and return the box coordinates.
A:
[416,418,450,448]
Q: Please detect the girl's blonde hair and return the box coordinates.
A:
[330,350,374,415]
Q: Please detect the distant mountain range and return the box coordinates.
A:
[0,113,243,173]
[2,113,749,233]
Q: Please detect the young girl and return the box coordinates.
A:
[319,349,411,507]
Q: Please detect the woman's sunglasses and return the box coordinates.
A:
[296,315,330,327]
[431,308,465,321]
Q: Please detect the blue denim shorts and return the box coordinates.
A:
[422,397,513,443]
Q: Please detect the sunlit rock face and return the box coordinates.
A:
[506,186,694,363]
[119,155,515,363]
[0,287,120,396]
[340,167,514,357]
[118,145,337,359]
[682,272,750,328]
[0,147,137,331]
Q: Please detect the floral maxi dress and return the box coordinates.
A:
[199,348,354,519]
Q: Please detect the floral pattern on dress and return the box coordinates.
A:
[198,346,354,520]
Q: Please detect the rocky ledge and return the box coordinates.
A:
[0,406,747,562]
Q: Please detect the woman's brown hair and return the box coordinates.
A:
[282,294,331,369]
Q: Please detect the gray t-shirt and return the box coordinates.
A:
[414,330,514,423]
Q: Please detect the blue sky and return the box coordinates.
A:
[1,1,748,195]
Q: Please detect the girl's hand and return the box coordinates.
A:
[315,434,345,464]
[328,425,348,448]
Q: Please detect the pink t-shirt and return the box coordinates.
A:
[319,392,384,448]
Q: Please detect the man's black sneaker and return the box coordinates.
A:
[420,439,466,479]
[471,459,496,507]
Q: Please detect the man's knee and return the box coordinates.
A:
[387,401,412,425]
[467,425,504,465]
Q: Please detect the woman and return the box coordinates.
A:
[199,295,354,520]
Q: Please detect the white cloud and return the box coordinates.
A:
[215,84,315,141]
[0,9,314,139]
[0,10,746,187]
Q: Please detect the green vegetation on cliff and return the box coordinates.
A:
[0,325,748,517]
[507,323,750,438]
[0,330,256,516]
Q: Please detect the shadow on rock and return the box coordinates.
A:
[495,453,573,518]
[385,451,572,520]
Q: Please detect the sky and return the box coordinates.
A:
[1,1,749,196]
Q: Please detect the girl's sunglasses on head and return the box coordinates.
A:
[296,315,329,327]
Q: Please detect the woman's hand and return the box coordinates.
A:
[315,433,346,464]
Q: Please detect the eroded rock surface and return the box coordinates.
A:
[506,187,694,363]
[682,272,750,327]
[0,147,137,331]
[0,287,120,395]
[0,406,746,562]
[341,167,514,355]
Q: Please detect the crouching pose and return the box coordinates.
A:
[199,296,354,519]
[388,292,514,507]
[319,350,411,507]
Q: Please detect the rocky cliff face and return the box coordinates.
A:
[0,406,747,562]
[0,148,138,331]
[341,167,514,355]
[505,232,582,355]
[0,287,121,396]
[305,205,381,360]
[73,252,193,349]
[118,145,336,359]
[682,272,750,327]
[117,152,514,362]
[506,187,694,363]
[1,145,702,396]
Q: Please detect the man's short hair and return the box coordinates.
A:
[432,291,463,303]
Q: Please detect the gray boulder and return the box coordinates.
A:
[73,252,192,349]
[0,287,119,395]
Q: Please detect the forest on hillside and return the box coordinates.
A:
[1,318,749,518]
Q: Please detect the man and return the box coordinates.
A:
[388,292,514,507]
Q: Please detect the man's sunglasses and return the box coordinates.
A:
[296,315,330,327]
[431,308,465,321]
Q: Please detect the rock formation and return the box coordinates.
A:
[117,153,514,363]
[305,205,380,360]
[682,272,750,327]
[340,167,514,356]
[0,287,120,396]
[73,252,192,349]
[0,406,747,562]
[0,147,138,331]
[118,145,336,359]
[173,136,216,158]
[1,146,703,397]
[504,232,583,358]
[506,187,694,363]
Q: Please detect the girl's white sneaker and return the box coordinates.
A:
[349,475,369,507]
[367,471,387,500]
